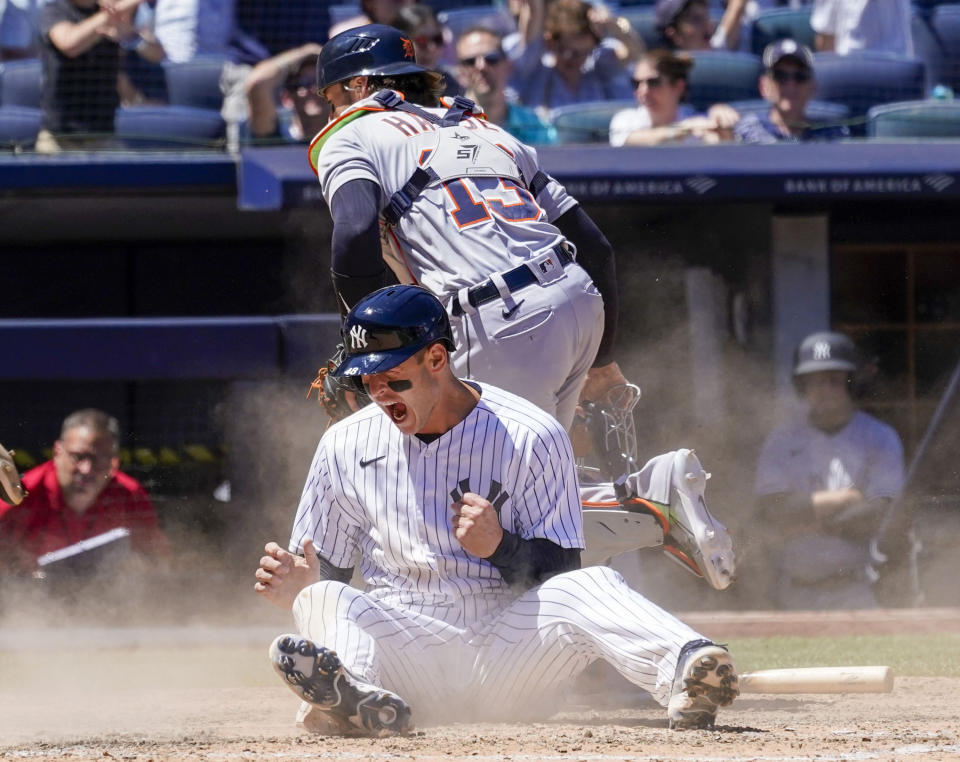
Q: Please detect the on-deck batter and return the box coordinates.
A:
[255,285,739,736]
[309,24,626,430]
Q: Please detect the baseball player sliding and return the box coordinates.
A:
[308,23,626,431]
[256,286,739,736]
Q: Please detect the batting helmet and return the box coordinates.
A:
[793,331,857,376]
[316,24,428,92]
[332,285,456,378]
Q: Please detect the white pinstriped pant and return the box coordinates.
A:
[292,566,704,725]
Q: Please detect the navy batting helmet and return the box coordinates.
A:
[316,24,428,92]
[332,285,456,378]
[793,331,857,376]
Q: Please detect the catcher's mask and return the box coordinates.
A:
[332,285,456,378]
[579,383,642,480]
[316,24,429,92]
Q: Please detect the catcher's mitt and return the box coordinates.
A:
[307,343,371,423]
[0,443,27,505]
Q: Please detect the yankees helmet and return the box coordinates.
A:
[793,331,857,376]
[332,285,456,378]
[316,24,428,92]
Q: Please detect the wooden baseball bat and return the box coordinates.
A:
[739,666,894,694]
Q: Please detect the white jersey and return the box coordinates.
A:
[311,93,578,297]
[288,381,584,623]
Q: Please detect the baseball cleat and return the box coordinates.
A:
[667,641,739,730]
[663,449,736,591]
[0,443,27,506]
[269,634,412,737]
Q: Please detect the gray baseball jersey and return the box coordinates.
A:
[309,94,605,429]
[288,383,707,722]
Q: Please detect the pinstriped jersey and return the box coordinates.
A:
[288,382,584,616]
[312,93,578,297]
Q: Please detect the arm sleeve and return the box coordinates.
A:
[312,551,354,584]
[554,205,618,366]
[329,178,390,313]
[486,530,581,589]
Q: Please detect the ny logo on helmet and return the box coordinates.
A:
[349,324,368,349]
[813,340,831,360]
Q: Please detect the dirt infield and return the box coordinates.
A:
[2,609,959,761]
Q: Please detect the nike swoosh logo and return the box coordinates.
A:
[502,299,524,319]
[359,455,386,468]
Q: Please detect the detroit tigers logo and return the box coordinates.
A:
[349,324,368,349]
[812,340,831,360]
[400,37,415,60]
[450,478,509,515]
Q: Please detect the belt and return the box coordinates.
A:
[450,244,572,317]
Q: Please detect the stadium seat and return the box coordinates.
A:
[0,105,42,147]
[437,5,516,39]
[0,58,42,108]
[726,97,849,124]
[162,55,229,110]
[750,7,815,56]
[812,52,925,120]
[927,5,960,93]
[550,99,636,144]
[867,100,960,138]
[686,51,763,112]
[114,105,226,149]
[618,8,662,49]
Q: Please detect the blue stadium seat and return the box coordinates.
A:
[726,98,850,124]
[0,105,42,146]
[927,5,960,93]
[750,7,815,56]
[0,58,42,108]
[867,100,960,138]
[618,8,662,49]
[812,52,925,120]
[550,99,636,144]
[162,55,229,110]
[686,51,763,112]
[437,5,516,39]
[114,105,226,149]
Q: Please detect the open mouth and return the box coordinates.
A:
[388,402,408,424]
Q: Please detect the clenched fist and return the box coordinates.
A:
[450,492,504,558]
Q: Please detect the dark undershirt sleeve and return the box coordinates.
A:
[553,205,618,366]
[311,550,354,585]
[329,178,391,315]
[486,530,581,590]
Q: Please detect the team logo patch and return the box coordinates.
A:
[349,324,368,349]
[812,340,831,360]
[401,37,415,60]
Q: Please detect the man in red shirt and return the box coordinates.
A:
[0,409,169,576]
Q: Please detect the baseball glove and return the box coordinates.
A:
[0,443,27,505]
[307,343,371,423]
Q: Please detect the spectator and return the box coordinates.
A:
[455,25,556,145]
[245,42,329,142]
[510,0,636,117]
[735,39,849,143]
[36,0,163,153]
[0,409,171,577]
[654,0,749,51]
[393,4,460,97]
[609,49,739,146]
[811,0,912,56]
[753,331,905,609]
[327,0,416,40]
[1,0,39,60]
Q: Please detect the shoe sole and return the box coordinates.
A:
[668,647,740,730]
[667,449,736,591]
[269,634,412,737]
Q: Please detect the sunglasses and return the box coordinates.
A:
[414,33,444,47]
[459,51,505,68]
[631,75,664,90]
[771,69,812,84]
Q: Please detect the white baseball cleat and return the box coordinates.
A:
[663,449,736,590]
[667,641,740,730]
[270,634,412,737]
